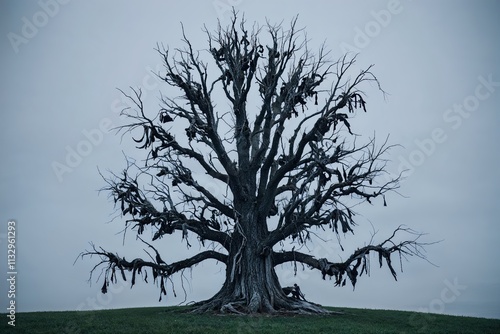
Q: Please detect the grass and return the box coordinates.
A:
[2,306,499,334]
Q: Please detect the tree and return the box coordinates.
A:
[80,13,431,314]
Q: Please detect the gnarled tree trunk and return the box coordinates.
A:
[194,202,329,314]
[195,234,327,313]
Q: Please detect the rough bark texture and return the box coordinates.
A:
[78,12,432,314]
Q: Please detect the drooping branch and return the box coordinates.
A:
[273,226,433,288]
[261,135,401,250]
[252,54,387,230]
[156,39,251,198]
[100,165,231,250]
[117,87,230,186]
[78,243,227,301]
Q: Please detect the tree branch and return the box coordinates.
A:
[79,243,227,300]
[101,166,231,250]
[273,226,433,288]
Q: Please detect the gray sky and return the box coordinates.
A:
[1,0,499,321]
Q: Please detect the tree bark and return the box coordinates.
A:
[194,240,329,314]
[192,204,330,314]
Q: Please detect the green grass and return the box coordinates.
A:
[2,306,499,334]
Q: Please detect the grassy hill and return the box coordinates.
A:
[2,306,499,334]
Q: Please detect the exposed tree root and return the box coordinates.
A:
[190,295,341,315]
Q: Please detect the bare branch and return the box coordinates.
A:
[273,227,435,288]
[79,243,227,301]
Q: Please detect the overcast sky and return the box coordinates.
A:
[1,0,499,321]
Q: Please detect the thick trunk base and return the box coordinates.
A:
[190,274,335,315]
[192,211,339,314]
[192,294,333,315]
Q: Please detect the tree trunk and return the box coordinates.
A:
[193,206,330,314]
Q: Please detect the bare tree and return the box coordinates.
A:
[79,13,431,314]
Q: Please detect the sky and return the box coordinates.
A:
[1,0,499,322]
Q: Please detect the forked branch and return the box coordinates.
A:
[273,226,435,288]
[78,243,227,301]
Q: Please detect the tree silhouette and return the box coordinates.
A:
[79,13,430,314]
